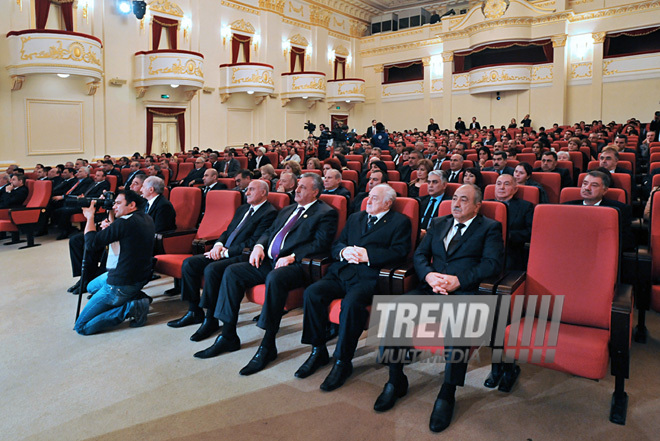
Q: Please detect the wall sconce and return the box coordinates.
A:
[346,54,352,65]
[17,0,23,12]
[221,26,232,47]
[282,40,291,57]
[78,0,91,23]
[306,44,313,60]
[327,49,335,65]
[253,34,261,52]
[182,17,192,42]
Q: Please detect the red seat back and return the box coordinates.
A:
[170,187,202,230]
[531,172,561,204]
[342,170,359,183]
[267,192,291,211]
[319,194,347,241]
[341,180,355,199]
[105,175,117,193]
[388,181,407,197]
[197,191,241,240]
[517,153,537,165]
[577,172,631,204]
[27,180,51,208]
[483,184,540,206]
[559,187,626,204]
[174,162,193,181]
[526,205,619,329]
[217,178,236,189]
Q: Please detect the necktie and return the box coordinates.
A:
[367,215,377,231]
[203,186,209,195]
[270,207,304,260]
[422,197,437,229]
[450,171,457,182]
[446,223,465,254]
[224,162,229,173]
[225,207,254,248]
[144,202,149,213]
[66,180,81,195]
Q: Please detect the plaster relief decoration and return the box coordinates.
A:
[482,0,509,20]
[259,0,285,14]
[452,65,547,94]
[531,64,553,85]
[569,62,592,84]
[289,1,303,16]
[603,53,660,83]
[148,0,184,18]
[289,34,309,47]
[230,19,255,34]
[382,81,424,102]
[6,31,103,87]
[134,50,205,90]
[281,72,326,102]
[219,63,275,96]
[326,79,365,103]
[431,79,443,95]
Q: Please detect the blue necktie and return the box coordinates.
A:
[270,207,304,260]
[225,207,254,248]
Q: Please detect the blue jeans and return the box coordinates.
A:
[74,272,145,335]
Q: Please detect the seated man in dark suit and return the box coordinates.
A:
[141,176,176,233]
[398,151,423,183]
[167,180,278,341]
[446,154,464,183]
[0,173,29,209]
[322,168,351,201]
[218,149,241,178]
[533,151,573,188]
[483,151,515,175]
[295,184,411,390]
[118,161,145,191]
[181,157,207,187]
[351,169,387,214]
[54,169,111,239]
[491,173,533,270]
[375,184,505,433]
[199,168,227,220]
[194,174,338,374]
[563,170,634,251]
[599,146,632,176]
[102,160,123,187]
[276,171,297,204]
[419,170,449,234]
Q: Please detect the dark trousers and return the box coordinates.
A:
[301,272,376,361]
[181,254,243,310]
[69,232,106,279]
[55,206,82,232]
[214,259,308,333]
[386,287,469,387]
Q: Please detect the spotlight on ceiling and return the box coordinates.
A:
[118,1,131,14]
[132,1,147,20]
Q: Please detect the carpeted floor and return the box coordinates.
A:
[2,235,659,440]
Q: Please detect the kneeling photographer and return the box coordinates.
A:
[74,190,155,335]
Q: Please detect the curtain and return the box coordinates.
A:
[383,60,424,84]
[454,56,465,74]
[453,40,553,73]
[334,56,346,80]
[152,16,179,50]
[604,26,660,58]
[60,2,74,31]
[35,0,50,29]
[290,46,305,72]
[231,34,252,64]
[146,108,186,155]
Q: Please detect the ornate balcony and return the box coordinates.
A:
[219,62,275,104]
[326,79,366,104]
[134,49,204,99]
[6,29,103,93]
[280,72,326,107]
[452,63,553,94]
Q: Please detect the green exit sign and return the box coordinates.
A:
[336,106,340,110]
[161,94,170,99]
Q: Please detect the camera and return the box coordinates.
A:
[304,120,316,134]
[65,192,115,210]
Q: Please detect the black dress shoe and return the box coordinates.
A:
[239,345,277,376]
[190,318,220,342]
[193,335,240,359]
[324,323,339,342]
[374,375,408,412]
[429,398,455,433]
[56,231,70,240]
[67,280,81,293]
[163,287,180,296]
[498,365,521,393]
[484,367,504,388]
[320,360,353,392]
[167,310,204,328]
[294,346,329,379]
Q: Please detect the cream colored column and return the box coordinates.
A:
[422,57,431,117]
[441,51,454,129]
[551,35,568,125]
[591,32,606,121]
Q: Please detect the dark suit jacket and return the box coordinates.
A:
[398,164,412,183]
[53,178,77,196]
[124,170,146,188]
[147,194,177,233]
[257,199,338,262]
[217,158,240,178]
[414,214,503,295]
[455,121,467,133]
[483,166,515,175]
[106,168,123,186]
[68,177,94,196]
[428,123,440,133]
[470,122,481,130]
[49,176,64,189]
[0,184,29,208]
[447,170,462,183]
[200,183,228,216]
[419,193,449,230]
[499,197,534,270]
[614,166,633,176]
[563,198,634,251]
[83,180,110,198]
[366,126,375,138]
[216,201,278,257]
[181,167,206,186]
[351,192,368,214]
[532,167,572,188]
[254,155,271,169]
[327,210,411,281]
[323,186,351,201]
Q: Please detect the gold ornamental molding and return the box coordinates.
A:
[288,1,303,16]
[19,37,101,67]
[310,5,331,28]
[570,0,593,5]
[289,34,309,47]
[483,0,509,20]
[282,17,312,30]
[551,34,567,47]
[231,68,274,85]
[291,75,325,91]
[333,17,345,28]
[86,81,101,96]
[147,56,204,78]
[259,0,285,14]
[570,62,592,79]
[568,0,660,22]
[440,12,571,42]
[422,57,431,66]
[361,38,442,58]
[230,19,255,34]
[148,0,184,18]
[380,28,424,40]
[221,0,260,15]
[11,75,25,91]
[532,64,553,81]
[442,51,454,62]
[334,45,349,56]
[382,81,424,97]
[349,23,368,38]
[592,32,606,44]
[329,31,351,42]
[374,64,384,73]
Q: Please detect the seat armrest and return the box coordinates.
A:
[154,228,197,255]
[9,207,47,225]
[301,252,333,282]
[611,283,633,378]
[390,261,417,296]
[192,237,220,255]
[492,271,526,296]
[478,274,507,295]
